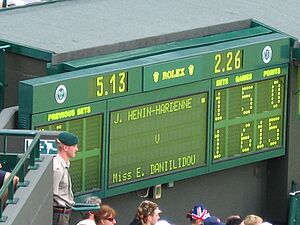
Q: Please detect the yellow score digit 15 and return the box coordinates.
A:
[214,50,243,74]
[96,72,127,97]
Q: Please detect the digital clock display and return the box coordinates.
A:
[214,49,243,74]
[89,71,128,98]
[213,76,285,161]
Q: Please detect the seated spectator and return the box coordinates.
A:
[244,215,262,225]
[155,220,171,225]
[186,204,211,225]
[261,222,272,225]
[98,204,117,225]
[76,196,102,225]
[0,163,19,207]
[226,215,244,225]
[130,200,162,225]
[204,216,225,225]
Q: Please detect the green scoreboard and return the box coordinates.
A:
[18,30,292,197]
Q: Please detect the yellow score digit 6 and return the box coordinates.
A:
[234,50,242,69]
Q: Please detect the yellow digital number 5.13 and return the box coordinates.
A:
[214,50,243,74]
[96,72,127,97]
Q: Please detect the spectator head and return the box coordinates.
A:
[187,204,210,224]
[204,216,225,225]
[57,131,78,146]
[56,131,79,159]
[99,204,117,225]
[244,215,263,225]
[262,222,272,225]
[80,196,102,223]
[136,200,161,225]
[226,216,244,225]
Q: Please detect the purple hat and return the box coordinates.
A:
[191,204,211,221]
[204,217,225,225]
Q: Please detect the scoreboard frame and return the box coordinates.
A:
[18,30,292,198]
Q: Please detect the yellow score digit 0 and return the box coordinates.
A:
[214,50,243,74]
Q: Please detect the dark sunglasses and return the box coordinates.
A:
[105,218,116,222]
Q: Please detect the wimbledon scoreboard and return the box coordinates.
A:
[18,30,292,197]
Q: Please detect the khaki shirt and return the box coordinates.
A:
[53,154,74,208]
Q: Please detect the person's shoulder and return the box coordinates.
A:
[0,170,6,178]
[130,218,141,225]
[76,219,96,225]
[53,155,64,170]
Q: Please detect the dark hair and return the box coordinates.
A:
[226,216,243,225]
[80,196,102,223]
[186,209,195,222]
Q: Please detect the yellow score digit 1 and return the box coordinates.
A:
[109,72,127,94]
[110,74,116,94]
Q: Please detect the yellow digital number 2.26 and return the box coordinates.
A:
[214,50,242,74]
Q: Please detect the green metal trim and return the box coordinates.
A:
[0,45,10,110]
[210,148,285,173]
[72,203,100,212]
[0,41,53,61]
[0,49,4,110]
[60,26,272,72]
[253,19,297,48]
[288,194,299,225]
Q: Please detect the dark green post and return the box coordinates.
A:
[0,45,10,111]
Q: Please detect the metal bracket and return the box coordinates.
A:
[0,82,8,87]
[0,45,10,51]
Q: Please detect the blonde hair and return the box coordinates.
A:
[136,200,159,223]
[244,215,263,225]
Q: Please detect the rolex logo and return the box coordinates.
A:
[188,65,195,76]
[153,72,159,83]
